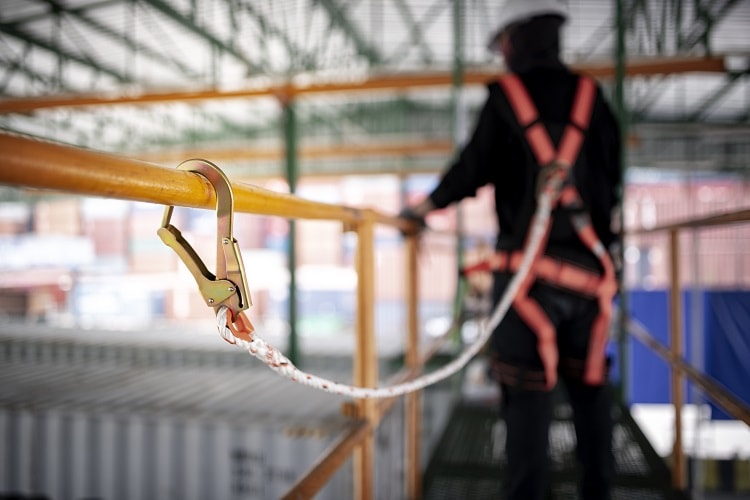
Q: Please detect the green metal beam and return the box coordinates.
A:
[1,107,143,150]
[0,21,132,83]
[117,110,276,151]
[633,112,750,125]
[679,0,742,52]
[41,0,200,79]
[0,43,40,92]
[0,32,147,146]
[3,0,273,147]
[284,101,299,366]
[688,71,747,121]
[392,0,433,64]
[630,0,742,55]
[138,0,265,76]
[630,76,671,120]
[0,17,251,150]
[120,97,457,153]
[385,0,447,65]
[575,17,617,60]
[0,0,123,25]
[452,0,466,334]
[313,0,381,65]
[303,98,457,138]
[615,0,629,405]
[239,1,317,72]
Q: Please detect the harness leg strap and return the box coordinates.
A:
[583,297,611,385]
[584,260,617,385]
[512,294,559,390]
[511,218,559,391]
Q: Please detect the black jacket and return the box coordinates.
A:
[428,67,622,272]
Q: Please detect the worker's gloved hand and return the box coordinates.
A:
[398,206,427,236]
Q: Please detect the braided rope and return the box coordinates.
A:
[216,189,556,399]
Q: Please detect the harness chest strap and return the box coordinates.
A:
[486,73,617,388]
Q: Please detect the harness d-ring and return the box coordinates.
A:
[157,159,254,342]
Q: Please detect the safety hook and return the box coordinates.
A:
[157,159,254,342]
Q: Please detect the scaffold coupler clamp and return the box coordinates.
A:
[157,159,254,344]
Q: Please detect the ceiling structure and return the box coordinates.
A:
[0,0,749,181]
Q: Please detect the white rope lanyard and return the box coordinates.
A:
[216,190,555,399]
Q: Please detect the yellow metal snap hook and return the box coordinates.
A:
[157,159,254,341]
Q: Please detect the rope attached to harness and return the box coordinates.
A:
[216,185,559,399]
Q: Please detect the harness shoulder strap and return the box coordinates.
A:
[558,76,596,167]
[498,73,597,168]
[499,74,555,165]
[498,73,538,127]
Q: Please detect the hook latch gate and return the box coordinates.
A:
[157,159,254,341]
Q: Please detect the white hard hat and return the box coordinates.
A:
[488,0,568,50]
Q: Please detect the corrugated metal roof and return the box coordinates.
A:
[1,0,748,176]
[0,330,361,432]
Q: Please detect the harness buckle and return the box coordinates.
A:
[536,159,570,201]
[157,159,254,341]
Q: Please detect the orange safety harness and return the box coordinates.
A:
[463,74,618,389]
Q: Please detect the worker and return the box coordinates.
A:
[399,1,622,498]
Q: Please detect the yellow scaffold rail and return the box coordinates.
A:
[0,131,403,228]
[0,55,727,114]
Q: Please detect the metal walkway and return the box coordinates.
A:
[423,386,687,500]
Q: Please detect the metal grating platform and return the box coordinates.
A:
[423,388,688,500]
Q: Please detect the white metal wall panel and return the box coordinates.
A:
[0,408,352,500]
[183,420,204,500]
[0,333,460,500]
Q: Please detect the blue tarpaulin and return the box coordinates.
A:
[703,292,750,419]
[621,290,750,420]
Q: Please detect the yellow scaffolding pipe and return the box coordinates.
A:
[404,234,422,500]
[0,131,405,226]
[669,229,686,491]
[0,56,726,114]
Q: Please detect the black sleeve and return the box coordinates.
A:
[592,85,623,249]
[427,91,507,210]
[601,89,622,208]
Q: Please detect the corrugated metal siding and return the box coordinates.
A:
[0,331,456,500]
[0,338,352,499]
[0,408,349,500]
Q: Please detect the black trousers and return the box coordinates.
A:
[491,274,614,499]
[501,381,614,500]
